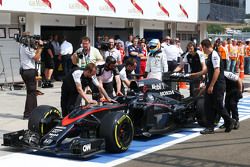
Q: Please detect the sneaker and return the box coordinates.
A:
[200,128,214,134]
[42,82,49,88]
[225,119,236,133]
[219,124,225,129]
[234,121,240,130]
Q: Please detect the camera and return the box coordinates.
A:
[76,48,88,59]
[14,34,44,49]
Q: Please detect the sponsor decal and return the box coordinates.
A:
[179,4,188,18]
[29,0,50,8]
[77,0,89,11]
[48,127,64,138]
[104,0,116,13]
[158,1,169,17]
[151,83,165,90]
[160,90,174,96]
[82,144,91,152]
[130,0,143,15]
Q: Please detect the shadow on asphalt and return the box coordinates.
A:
[133,152,250,167]
[0,113,23,119]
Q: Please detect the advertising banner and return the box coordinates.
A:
[0,0,198,23]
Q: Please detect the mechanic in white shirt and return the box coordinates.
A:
[219,71,243,130]
[61,63,114,117]
[200,39,234,135]
[72,36,104,69]
[145,39,168,81]
[60,36,73,75]
[103,38,122,64]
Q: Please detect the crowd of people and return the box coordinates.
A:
[19,32,246,135]
[214,38,250,73]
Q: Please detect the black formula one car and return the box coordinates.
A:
[2,73,208,158]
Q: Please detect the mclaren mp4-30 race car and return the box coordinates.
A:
[2,72,208,158]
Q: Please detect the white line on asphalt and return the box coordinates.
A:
[103,115,250,167]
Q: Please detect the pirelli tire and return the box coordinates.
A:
[100,112,134,153]
[28,105,61,136]
[196,98,221,127]
[196,98,207,127]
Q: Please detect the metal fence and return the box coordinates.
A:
[208,32,250,41]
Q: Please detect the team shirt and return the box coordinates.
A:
[224,71,239,81]
[72,70,99,87]
[211,50,221,68]
[119,66,135,81]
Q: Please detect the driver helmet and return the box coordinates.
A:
[149,39,161,54]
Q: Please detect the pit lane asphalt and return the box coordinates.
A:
[0,76,250,166]
[117,118,250,167]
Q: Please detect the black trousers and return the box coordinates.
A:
[62,54,73,76]
[225,90,241,121]
[103,82,114,98]
[190,80,200,97]
[205,85,231,129]
[61,84,81,117]
[20,69,37,117]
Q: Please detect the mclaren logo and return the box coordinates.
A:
[82,144,91,152]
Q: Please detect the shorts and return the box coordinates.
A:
[45,56,55,69]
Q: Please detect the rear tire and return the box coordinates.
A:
[196,98,207,127]
[28,105,61,136]
[100,112,134,153]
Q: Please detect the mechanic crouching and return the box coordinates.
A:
[174,42,207,96]
[145,39,168,81]
[219,71,243,130]
[61,63,114,117]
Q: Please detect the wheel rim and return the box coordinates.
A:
[116,119,133,149]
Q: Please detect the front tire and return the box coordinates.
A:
[100,112,134,153]
[28,105,61,136]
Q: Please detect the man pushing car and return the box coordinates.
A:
[61,63,115,117]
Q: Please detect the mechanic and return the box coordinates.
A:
[61,63,114,117]
[200,39,235,134]
[145,39,168,81]
[19,33,43,119]
[115,57,137,94]
[71,36,104,69]
[174,42,207,96]
[219,71,243,130]
[103,38,122,65]
[95,56,123,99]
